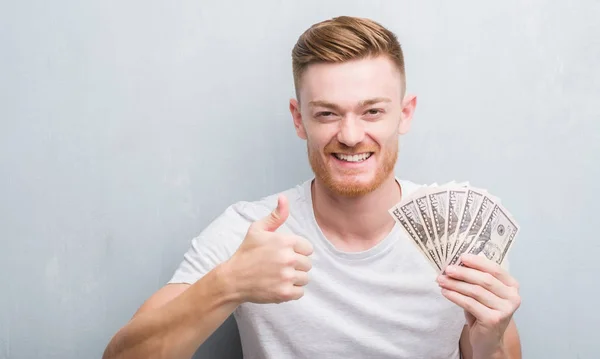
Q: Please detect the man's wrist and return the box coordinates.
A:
[214,261,245,306]
[473,343,509,359]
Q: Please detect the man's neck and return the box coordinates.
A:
[311,175,403,252]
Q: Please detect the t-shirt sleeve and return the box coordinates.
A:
[168,202,253,285]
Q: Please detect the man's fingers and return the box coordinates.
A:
[438,275,503,310]
[254,195,289,232]
[441,288,494,322]
[460,254,518,288]
[281,286,304,302]
[294,254,312,272]
[293,236,314,256]
[294,271,309,286]
[444,264,514,300]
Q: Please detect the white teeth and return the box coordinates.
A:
[335,153,372,162]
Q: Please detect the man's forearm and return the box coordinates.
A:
[472,336,521,359]
[102,264,241,359]
[477,345,518,359]
[477,345,508,359]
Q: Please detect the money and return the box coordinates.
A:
[446,195,496,267]
[445,189,467,266]
[465,204,519,265]
[389,182,519,272]
[415,194,444,262]
[390,207,441,272]
[428,189,448,262]
[451,189,484,261]
[397,200,444,270]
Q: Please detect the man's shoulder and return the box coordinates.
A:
[397,177,427,198]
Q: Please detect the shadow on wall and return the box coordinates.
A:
[193,316,242,359]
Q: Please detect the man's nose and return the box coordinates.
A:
[337,116,365,148]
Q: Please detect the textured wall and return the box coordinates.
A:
[1,1,598,358]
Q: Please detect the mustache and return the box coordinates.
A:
[324,142,378,154]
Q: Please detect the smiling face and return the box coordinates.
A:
[290,55,416,197]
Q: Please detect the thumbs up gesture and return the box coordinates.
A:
[225,195,314,304]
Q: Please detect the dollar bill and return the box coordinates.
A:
[446,194,496,267]
[427,189,448,262]
[451,189,484,260]
[445,189,467,265]
[399,200,444,270]
[414,194,444,264]
[389,206,442,272]
[464,204,519,265]
[388,181,518,273]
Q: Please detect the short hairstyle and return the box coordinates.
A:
[291,16,406,101]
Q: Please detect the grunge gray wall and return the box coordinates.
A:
[1,1,598,358]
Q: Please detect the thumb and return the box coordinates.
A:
[255,194,289,232]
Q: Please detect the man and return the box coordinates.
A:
[103,16,521,359]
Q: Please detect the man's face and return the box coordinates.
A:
[290,55,416,197]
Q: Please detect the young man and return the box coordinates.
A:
[103,16,521,359]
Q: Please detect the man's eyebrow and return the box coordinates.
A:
[308,97,392,110]
[358,97,392,107]
[307,101,342,111]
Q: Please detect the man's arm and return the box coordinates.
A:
[102,195,313,359]
[459,319,522,359]
[102,263,240,359]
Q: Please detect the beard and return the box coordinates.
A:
[307,139,398,197]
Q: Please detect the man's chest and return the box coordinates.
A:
[234,258,466,359]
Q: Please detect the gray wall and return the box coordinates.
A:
[1,1,598,358]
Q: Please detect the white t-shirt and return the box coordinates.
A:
[169,178,467,359]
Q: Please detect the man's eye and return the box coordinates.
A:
[316,111,335,117]
[366,109,382,115]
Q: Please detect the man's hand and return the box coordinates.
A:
[437,254,521,358]
[224,194,314,305]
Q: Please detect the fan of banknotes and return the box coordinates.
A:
[388,181,520,273]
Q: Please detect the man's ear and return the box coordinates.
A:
[398,94,417,135]
[290,98,307,140]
